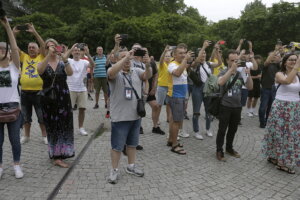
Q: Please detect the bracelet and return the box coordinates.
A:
[64,61,69,65]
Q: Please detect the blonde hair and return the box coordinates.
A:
[45,38,59,46]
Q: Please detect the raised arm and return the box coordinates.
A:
[1,17,19,68]
[159,45,170,66]
[236,39,244,54]
[141,53,152,81]
[172,51,193,77]
[27,23,46,56]
[107,50,134,80]
[84,45,95,68]
[275,56,300,85]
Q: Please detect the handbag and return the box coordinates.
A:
[188,65,202,86]
[37,70,57,104]
[0,103,20,123]
[123,73,146,117]
[207,72,240,117]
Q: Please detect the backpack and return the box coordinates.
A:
[188,62,211,87]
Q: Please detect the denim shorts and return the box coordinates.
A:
[168,97,185,122]
[21,91,44,124]
[156,86,168,106]
[111,119,141,152]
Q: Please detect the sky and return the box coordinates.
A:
[184,0,300,22]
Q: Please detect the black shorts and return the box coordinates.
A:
[87,73,91,79]
[146,94,156,102]
[248,83,261,98]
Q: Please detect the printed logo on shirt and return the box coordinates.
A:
[25,60,38,78]
[0,70,12,87]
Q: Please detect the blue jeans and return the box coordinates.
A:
[0,114,22,164]
[259,87,276,125]
[191,85,211,132]
[111,119,141,152]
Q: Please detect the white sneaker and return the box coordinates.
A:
[253,112,258,116]
[0,168,3,179]
[79,127,88,136]
[13,165,24,179]
[241,115,244,119]
[247,112,254,117]
[43,137,48,145]
[178,129,190,138]
[206,129,213,137]
[195,132,204,140]
[20,136,29,144]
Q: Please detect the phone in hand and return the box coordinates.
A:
[55,46,63,53]
[218,40,226,45]
[134,49,146,57]
[120,34,128,46]
[16,24,28,31]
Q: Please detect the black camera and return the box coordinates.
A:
[120,34,128,46]
[238,60,246,67]
[16,24,29,31]
[0,2,6,19]
[134,49,146,57]
[77,43,86,50]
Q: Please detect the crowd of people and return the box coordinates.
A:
[0,16,299,184]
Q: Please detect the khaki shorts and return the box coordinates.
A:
[94,77,108,94]
[70,91,87,109]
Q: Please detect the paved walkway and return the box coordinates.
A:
[0,95,299,200]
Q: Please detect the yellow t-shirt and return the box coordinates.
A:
[158,62,170,87]
[211,58,226,76]
[20,51,44,90]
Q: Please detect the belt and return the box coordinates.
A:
[0,102,19,109]
[21,90,40,93]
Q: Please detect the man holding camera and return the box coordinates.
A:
[106,39,152,184]
[13,23,47,144]
[216,50,253,161]
[65,44,93,136]
[93,46,107,109]
[258,47,281,128]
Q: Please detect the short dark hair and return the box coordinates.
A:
[254,55,262,60]
[174,43,187,54]
[225,49,238,59]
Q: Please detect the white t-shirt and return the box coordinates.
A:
[0,63,20,103]
[237,61,253,89]
[67,58,89,92]
[199,62,213,83]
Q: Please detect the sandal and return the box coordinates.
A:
[167,141,183,147]
[171,144,186,155]
[54,159,69,168]
[276,165,295,174]
[267,158,278,165]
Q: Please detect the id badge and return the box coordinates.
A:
[228,89,233,97]
[124,87,133,100]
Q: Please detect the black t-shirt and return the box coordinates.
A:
[250,66,262,85]
[148,61,158,91]
[261,63,280,89]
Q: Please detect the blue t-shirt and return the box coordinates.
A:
[93,55,107,78]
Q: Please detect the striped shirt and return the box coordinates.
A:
[93,55,107,78]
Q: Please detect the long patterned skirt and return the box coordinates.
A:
[262,99,300,168]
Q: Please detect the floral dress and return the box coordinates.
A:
[40,61,74,159]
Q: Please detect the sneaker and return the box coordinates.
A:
[226,149,241,158]
[79,127,88,136]
[241,115,244,119]
[194,132,203,140]
[20,136,30,144]
[178,129,189,138]
[105,111,110,119]
[253,112,258,116]
[152,127,165,135]
[136,145,143,150]
[93,104,99,109]
[247,112,254,117]
[13,165,24,179]
[140,127,144,134]
[107,169,119,184]
[0,168,3,179]
[216,151,226,162]
[125,164,144,177]
[259,123,266,128]
[43,137,48,145]
[206,129,213,137]
[88,93,93,101]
